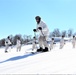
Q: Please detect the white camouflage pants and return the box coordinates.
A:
[39,36,48,49]
[72,42,75,48]
[17,45,21,52]
[5,45,12,52]
[60,43,64,49]
[50,43,54,49]
[5,45,9,52]
[32,43,37,50]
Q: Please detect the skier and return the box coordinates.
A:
[60,35,65,49]
[32,36,37,51]
[50,38,54,50]
[72,35,76,48]
[33,16,49,52]
[5,36,12,53]
[16,37,21,52]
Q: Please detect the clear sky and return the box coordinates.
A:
[0,0,76,39]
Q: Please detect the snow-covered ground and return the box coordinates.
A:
[0,42,76,74]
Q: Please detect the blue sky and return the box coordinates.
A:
[0,0,76,39]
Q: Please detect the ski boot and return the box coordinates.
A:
[42,47,48,52]
[37,47,43,52]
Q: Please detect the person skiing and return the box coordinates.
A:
[50,38,54,50]
[16,37,21,52]
[5,36,12,53]
[32,36,37,51]
[60,35,65,49]
[72,35,76,48]
[33,16,49,52]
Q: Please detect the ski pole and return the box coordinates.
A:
[34,32,36,38]
[41,30,47,41]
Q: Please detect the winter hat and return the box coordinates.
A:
[35,16,41,20]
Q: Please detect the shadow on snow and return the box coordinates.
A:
[0,53,39,64]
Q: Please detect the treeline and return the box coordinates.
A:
[49,28,76,37]
[0,28,76,47]
[0,34,33,47]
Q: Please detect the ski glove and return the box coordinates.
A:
[33,29,37,32]
[38,27,42,30]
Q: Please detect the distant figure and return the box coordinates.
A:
[16,37,21,52]
[32,36,37,51]
[72,36,76,48]
[5,36,12,53]
[60,35,65,49]
[50,38,54,50]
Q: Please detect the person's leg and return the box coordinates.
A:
[19,46,21,51]
[32,43,36,50]
[32,43,35,50]
[60,43,64,49]
[73,43,75,48]
[5,45,9,53]
[42,36,49,52]
[39,36,43,48]
[60,43,62,49]
[37,36,43,52]
[50,43,53,49]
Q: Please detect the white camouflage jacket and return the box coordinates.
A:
[36,20,49,37]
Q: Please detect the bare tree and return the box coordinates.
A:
[61,30,67,37]
[52,28,61,37]
[23,35,31,44]
[0,39,5,47]
[23,35,27,44]
[68,29,73,37]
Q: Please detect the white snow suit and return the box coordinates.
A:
[60,38,65,49]
[32,38,37,51]
[36,20,49,48]
[16,39,21,52]
[5,38,12,52]
[50,39,54,49]
[72,37,76,48]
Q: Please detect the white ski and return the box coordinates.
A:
[25,50,37,54]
